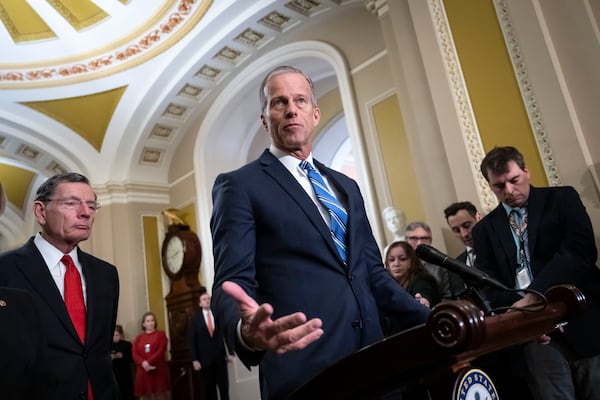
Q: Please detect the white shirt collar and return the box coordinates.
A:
[34,233,79,271]
[269,145,314,175]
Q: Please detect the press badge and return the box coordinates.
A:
[516,264,532,289]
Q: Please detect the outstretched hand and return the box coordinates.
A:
[222,281,324,354]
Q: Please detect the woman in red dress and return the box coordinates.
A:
[132,312,170,400]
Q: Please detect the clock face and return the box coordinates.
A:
[165,236,185,274]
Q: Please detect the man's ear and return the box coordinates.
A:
[260,114,269,132]
[313,107,321,126]
[32,201,46,225]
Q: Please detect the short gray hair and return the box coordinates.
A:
[405,221,431,235]
[259,65,318,113]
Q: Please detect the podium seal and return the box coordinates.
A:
[453,368,499,400]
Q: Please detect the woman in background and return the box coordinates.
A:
[381,241,438,399]
[111,324,134,400]
[384,240,441,309]
[132,312,170,400]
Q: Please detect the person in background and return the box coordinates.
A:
[473,146,600,400]
[190,292,234,400]
[405,221,451,299]
[210,65,429,399]
[385,241,440,309]
[132,312,170,400]
[444,200,532,399]
[443,201,482,298]
[111,324,135,400]
[0,172,120,399]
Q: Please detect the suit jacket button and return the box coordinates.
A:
[351,320,362,328]
[79,391,87,399]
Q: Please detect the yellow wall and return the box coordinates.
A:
[375,95,425,221]
[444,0,548,186]
[142,215,166,331]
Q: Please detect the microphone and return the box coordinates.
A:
[415,244,508,291]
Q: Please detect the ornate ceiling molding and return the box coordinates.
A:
[0,0,213,88]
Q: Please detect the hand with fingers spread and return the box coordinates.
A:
[222,281,323,354]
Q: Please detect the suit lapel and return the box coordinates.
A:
[489,206,518,282]
[79,251,96,345]
[260,151,345,267]
[17,240,82,343]
[524,186,543,265]
[456,250,468,263]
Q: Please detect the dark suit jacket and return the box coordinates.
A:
[0,238,120,399]
[0,286,57,399]
[189,310,232,367]
[472,185,600,358]
[210,150,430,399]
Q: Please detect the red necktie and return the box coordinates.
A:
[62,255,86,342]
[206,311,214,337]
[62,255,93,399]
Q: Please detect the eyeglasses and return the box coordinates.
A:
[406,235,432,242]
[46,197,101,212]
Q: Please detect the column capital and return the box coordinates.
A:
[366,0,389,18]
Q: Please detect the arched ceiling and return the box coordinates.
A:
[0,0,363,221]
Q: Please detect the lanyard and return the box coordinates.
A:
[508,209,531,288]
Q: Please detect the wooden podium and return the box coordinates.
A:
[289,285,586,400]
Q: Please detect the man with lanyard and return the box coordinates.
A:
[472,146,600,400]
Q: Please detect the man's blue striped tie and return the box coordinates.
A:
[301,160,348,263]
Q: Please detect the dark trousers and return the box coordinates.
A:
[202,362,229,400]
[523,338,600,400]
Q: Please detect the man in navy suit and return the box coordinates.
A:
[190,292,233,400]
[0,173,120,399]
[210,65,430,399]
[472,146,600,400]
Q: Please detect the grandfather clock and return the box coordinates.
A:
[161,222,205,400]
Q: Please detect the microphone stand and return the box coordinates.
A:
[458,282,494,316]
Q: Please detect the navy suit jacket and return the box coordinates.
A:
[189,310,232,367]
[0,238,120,399]
[210,150,429,399]
[0,286,56,399]
[472,185,600,358]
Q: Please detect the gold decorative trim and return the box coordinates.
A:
[0,0,213,88]
[493,0,561,186]
[428,0,497,212]
[47,0,108,32]
[0,1,56,43]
